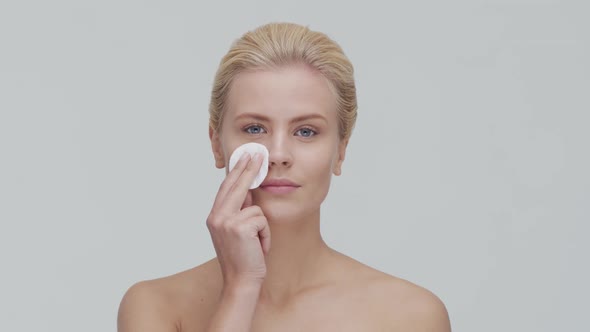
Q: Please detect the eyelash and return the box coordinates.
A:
[243,124,318,138]
[244,124,266,135]
[295,127,317,138]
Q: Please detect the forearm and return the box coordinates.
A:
[206,282,262,332]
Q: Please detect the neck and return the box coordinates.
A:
[258,209,332,305]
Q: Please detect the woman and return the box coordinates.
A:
[118,22,451,332]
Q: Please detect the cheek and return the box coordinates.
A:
[301,144,336,181]
[219,137,245,170]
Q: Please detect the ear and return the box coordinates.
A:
[209,126,225,169]
[333,138,349,176]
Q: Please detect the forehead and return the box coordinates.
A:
[225,65,338,123]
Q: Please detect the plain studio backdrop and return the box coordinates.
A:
[0,0,588,331]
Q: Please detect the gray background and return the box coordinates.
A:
[1,0,588,331]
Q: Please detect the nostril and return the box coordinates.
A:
[270,160,290,167]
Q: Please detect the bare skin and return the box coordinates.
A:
[118,253,450,332]
[118,65,451,332]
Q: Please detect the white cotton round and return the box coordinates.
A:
[228,142,269,189]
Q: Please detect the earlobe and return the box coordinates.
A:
[209,127,225,169]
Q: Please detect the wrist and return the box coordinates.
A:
[223,279,262,298]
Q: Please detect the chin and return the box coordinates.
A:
[254,198,318,224]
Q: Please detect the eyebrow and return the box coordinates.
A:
[234,112,328,124]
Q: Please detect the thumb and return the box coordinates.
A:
[241,190,253,210]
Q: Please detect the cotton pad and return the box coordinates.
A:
[228,142,269,189]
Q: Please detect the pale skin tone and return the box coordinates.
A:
[117,64,451,332]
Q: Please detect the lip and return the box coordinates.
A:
[260,178,300,194]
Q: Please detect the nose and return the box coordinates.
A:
[267,132,293,168]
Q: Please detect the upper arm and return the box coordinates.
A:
[117,281,178,332]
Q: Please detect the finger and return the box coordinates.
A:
[240,215,271,254]
[254,217,271,255]
[211,153,251,211]
[237,205,264,220]
[241,190,253,210]
[224,153,265,211]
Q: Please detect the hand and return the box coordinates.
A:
[206,153,271,288]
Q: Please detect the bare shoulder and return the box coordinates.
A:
[373,275,451,331]
[117,259,222,332]
[332,251,451,331]
[117,278,178,332]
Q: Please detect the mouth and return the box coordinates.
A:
[260,178,301,194]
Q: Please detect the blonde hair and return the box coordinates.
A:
[208,22,357,140]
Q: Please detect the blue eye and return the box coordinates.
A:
[245,125,266,135]
[296,127,316,137]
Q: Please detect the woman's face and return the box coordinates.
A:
[210,64,348,222]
